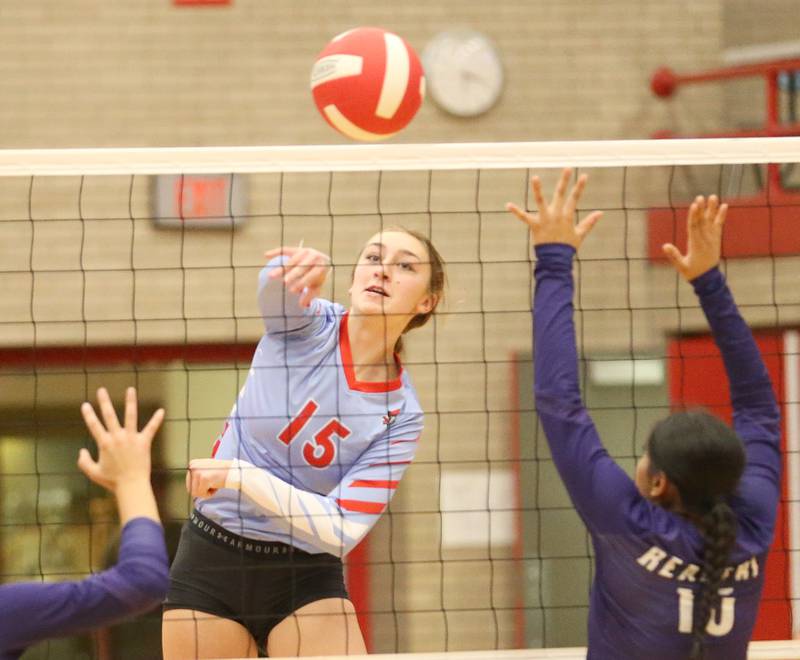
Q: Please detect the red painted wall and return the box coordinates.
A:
[649,196,800,263]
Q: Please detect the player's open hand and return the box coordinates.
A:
[506,168,603,250]
[264,246,332,308]
[186,458,233,499]
[662,195,727,282]
[78,387,165,493]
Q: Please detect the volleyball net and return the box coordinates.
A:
[273,641,800,659]
[1,138,800,659]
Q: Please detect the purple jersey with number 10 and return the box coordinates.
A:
[197,257,424,556]
[533,244,781,660]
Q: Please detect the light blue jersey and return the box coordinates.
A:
[197,257,423,556]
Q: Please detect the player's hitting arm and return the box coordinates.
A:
[258,247,331,334]
[189,419,420,557]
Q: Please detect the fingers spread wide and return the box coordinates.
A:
[661,243,684,270]
[77,448,99,480]
[80,402,107,446]
[530,176,547,214]
[565,174,588,216]
[124,387,138,432]
[97,388,122,433]
[576,210,603,239]
[141,408,165,441]
[715,203,729,228]
[552,168,572,206]
[505,202,536,226]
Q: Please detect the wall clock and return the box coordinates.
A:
[422,29,504,117]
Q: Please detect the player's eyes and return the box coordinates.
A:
[399,261,415,271]
[364,253,380,263]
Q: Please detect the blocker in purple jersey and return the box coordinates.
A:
[505,170,781,659]
[532,245,780,660]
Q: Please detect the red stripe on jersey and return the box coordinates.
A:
[368,460,412,467]
[350,479,399,489]
[211,420,229,457]
[389,437,418,445]
[337,499,386,514]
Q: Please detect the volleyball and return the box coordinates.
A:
[310,27,425,142]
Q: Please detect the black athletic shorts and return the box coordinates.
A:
[163,510,349,650]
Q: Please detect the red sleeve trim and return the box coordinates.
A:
[350,479,399,489]
[368,460,412,467]
[337,499,387,514]
[389,438,418,445]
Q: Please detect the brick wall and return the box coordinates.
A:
[0,0,723,147]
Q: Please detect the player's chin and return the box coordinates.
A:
[353,293,393,315]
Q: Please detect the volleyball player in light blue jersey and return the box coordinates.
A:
[163,229,445,658]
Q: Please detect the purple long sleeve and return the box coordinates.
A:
[532,243,781,659]
[533,243,642,533]
[691,267,782,548]
[0,517,169,659]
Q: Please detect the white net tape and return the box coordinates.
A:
[271,640,800,660]
[2,136,800,175]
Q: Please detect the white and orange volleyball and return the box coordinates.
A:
[310,27,425,142]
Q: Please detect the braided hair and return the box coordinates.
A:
[647,410,745,659]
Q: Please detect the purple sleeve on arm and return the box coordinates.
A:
[0,517,169,657]
[532,243,642,534]
[691,267,782,543]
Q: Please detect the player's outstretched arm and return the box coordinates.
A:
[0,388,169,656]
[506,169,644,533]
[663,197,781,535]
[258,246,332,334]
[264,246,331,309]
